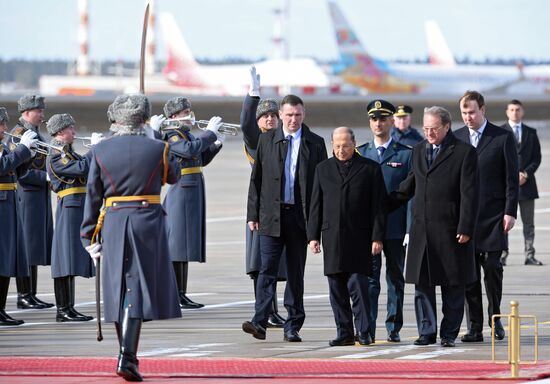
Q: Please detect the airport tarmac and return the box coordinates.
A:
[0,124,549,368]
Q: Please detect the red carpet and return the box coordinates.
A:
[0,357,549,382]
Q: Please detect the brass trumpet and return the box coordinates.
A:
[75,134,104,148]
[160,112,239,136]
[4,131,64,155]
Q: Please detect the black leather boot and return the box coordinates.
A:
[55,277,86,322]
[30,266,54,308]
[0,276,24,326]
[68,276,93,321]
[174,262,203,309]
[16,275,46,309]
[116,307,143,382]
[267,283,285,328]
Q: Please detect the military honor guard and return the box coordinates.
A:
[308,127,386,346]
[391,105,423,146]
[81,94,182,382]
[9,95,54,309]
[151,96,224,309]
[0,108,38,325]
[46,114,100,322]
[357,100,412,343]
[240,66,286,327]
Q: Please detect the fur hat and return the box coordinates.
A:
[46,113,76,136]
[0,107,9,123]
[108,94,151,126]
[18,94,46,113]
[163,96,192,118]
[256,99,279,120]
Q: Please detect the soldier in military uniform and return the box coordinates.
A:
[81,94,182,382]
[391,105,423,146]
[154,96,224,309]
[240,66,286,327]
[357,100,412,343]
[46,114,99,322]
[9,95,54,309]
[0,107,37,326]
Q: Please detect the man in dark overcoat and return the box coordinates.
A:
[9,94,54,309]
[308,126,386,346]
[389,106,479,347]
[0,107,37,326]
[80,94,182,382]
[243,94,327,342]
[46,113,95,322]
[454,91,519,343]
[240,66,286,327]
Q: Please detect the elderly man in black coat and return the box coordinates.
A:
[454,91,519,343]
[390,106,479,348]
[308,127,386,346]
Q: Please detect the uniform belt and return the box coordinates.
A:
[181,166,202,175]
[91,195,161,244]
[0,183,17,191]
[105,195,161,207]
[57,186,86,198]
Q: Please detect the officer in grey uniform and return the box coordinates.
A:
[240,66,286,327]
[46,114,96,322]
[357,100,412,343]
[81,94,182,382]
[158,97,224,309]
[0,107,37,326]
[9,95,54,309]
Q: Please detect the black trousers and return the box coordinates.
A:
[328,272,370,339]
[253,205,307,334]
[465,251,503,332]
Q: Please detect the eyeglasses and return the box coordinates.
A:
[422,126,443,133]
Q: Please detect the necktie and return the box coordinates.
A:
[377,146,385,161]
[514,125,521,144]
[284,135,294,203]
[471,131,480,148]
[432,146,440,161]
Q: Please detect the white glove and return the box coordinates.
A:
[85,243,103,266]
[149,114,166,132]
[206,116,223,134]
[46,172,51,182]
[20,130,38,150]
[90,132,104,146]
[248,65,261,97]
[214,134,225,147]
[402,233,410,247]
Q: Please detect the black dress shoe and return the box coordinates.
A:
[17,294,47,309]
[31,295,54,308]
[329,336,355,346]
[460,331,483,342]
[0,309,24,326]
[441,338,455,347]
[56,307,89,322]
[387,332,401,342]
[357,333,372,345]
[179,294,204,309]
[242,321,266,340]
[355,333,374,344]
[494,321,505,340]
[267,313,285,328]
[283,330,302,342]
[413,335,437,345]
[525,257,543,266]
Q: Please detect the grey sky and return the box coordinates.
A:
[0,0,548,62]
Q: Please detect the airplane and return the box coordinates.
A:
[424,20,456,67]
[159,13,330,96]
[328,1,541,95]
